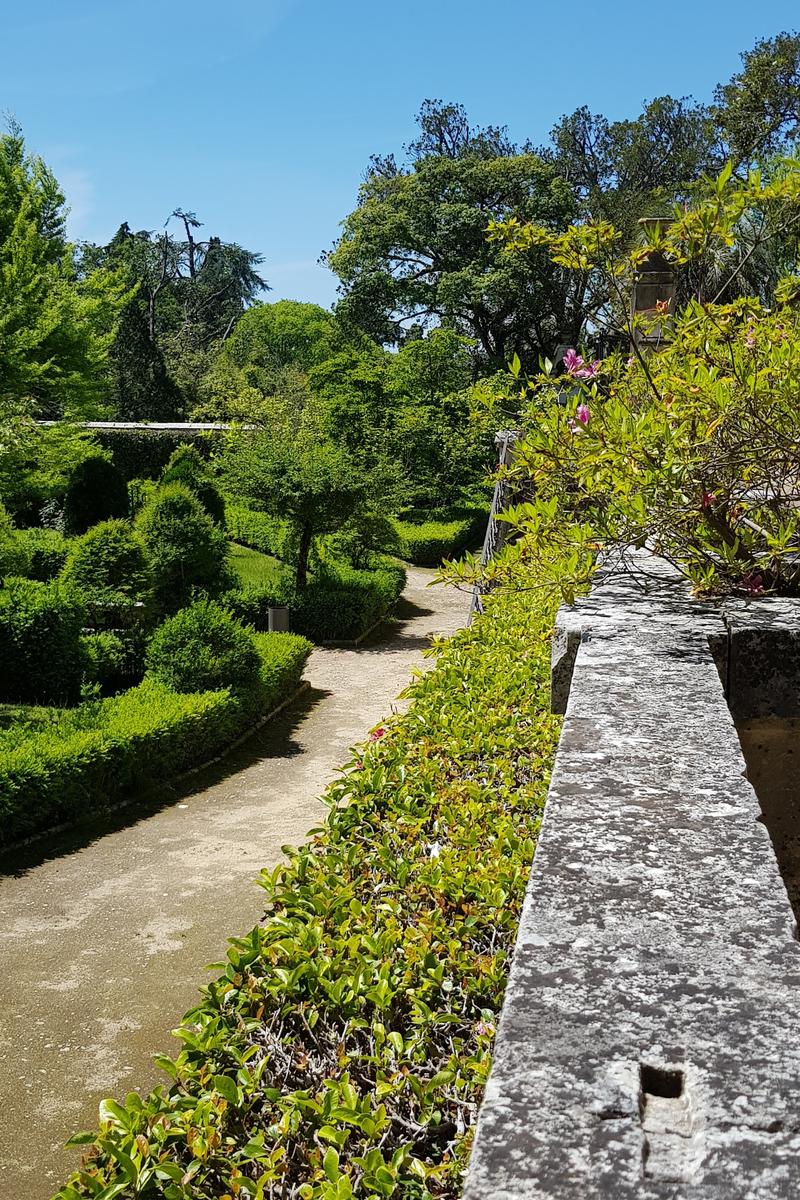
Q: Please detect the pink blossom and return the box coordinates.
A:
[626,356,636,369]
[369,726,387,743]
[575,359,601,380]
[701,491,716,510]
[575,403,590,425]
[476,1020,496,1038]
[745,326,756,350]
[562,348,584,376]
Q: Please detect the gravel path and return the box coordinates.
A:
[0,567,468,1199]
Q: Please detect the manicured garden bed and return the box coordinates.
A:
[55,581,560,1200]
[0,631,311,848]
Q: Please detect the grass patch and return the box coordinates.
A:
[228,543,287,590]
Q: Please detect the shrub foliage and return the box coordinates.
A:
[54,583,560,1200]
[136,483,229,611]
[146,601,262,697]
[0,579,84,706]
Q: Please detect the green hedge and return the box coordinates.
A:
[225,504,296,561]
[0,631,311,847]
[0,579,84,706]
[224,559,406,642]
[390,505,488,566]
[95,428,227,481]
[16,529,68,581]
[54,578,561,1200]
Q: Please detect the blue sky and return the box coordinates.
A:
[2,0,796,307]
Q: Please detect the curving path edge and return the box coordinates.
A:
[0,567,468,1199]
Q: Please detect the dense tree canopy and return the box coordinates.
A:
[0,125,127,420]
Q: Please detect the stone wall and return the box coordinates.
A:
[464,554,800,1198]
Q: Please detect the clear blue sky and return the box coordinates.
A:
[2,0,796,307]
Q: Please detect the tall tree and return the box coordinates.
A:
[326,102,579,369]
[714,31,800,168]
[79,212,268,418]
[0,124,126,419]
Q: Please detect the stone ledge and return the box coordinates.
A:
[465,553,800,1198]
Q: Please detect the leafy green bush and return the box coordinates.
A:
[54,578,560,1200]
[136,483,229,611]
[0,579,84,706]
[80,630,128,694]
[146,600,262,697]
[293,560,406,641]
[161,445,226,526]
[0,502,30,579]
[390,506,488,566]
[222,581,288,631]
[61,520,151,608]
[63,456,130,535]
[127,476,158,514]
[16,528,68,581]
[0,632,311,846]
[225,503,297,562]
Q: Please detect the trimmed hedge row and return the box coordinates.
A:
[225,559,406,643]
[0,631,311,847]
[95,427,226,481]
[390,506,488,566]
[55,581,561,1200]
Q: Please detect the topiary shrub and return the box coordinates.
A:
[80,630,129,694]
[145,599,262,697]
[0,502,31,580]
[61,520,151,608]
[135,483,229,611]
[160,445,226,526]
[16,528,68,581]
[63,456,130,535]
[0,579,84,705]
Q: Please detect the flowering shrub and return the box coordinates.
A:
[456,160,800,600]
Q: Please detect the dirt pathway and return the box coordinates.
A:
[0,568,468,1199]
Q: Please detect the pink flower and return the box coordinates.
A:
[369,727,386,743]
[575,359,601,380]
[354,760,364,770]
[562,348,584,376]
[745,326,756,350]
[701,491,716,510]
[476,1020,496,1038]
[575,403,590,425]
[626,356,636,369]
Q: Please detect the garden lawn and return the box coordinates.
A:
[228,543,288,590]
[56,577,562,1200]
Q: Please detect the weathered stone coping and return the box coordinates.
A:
[464,555,800,1198]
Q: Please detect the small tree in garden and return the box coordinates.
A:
[135,483,228,610]
[224,427,367,589]
[443,159,800,602]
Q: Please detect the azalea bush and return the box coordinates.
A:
[450,159,800,601]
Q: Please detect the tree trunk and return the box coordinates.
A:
[295,523,313,590]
